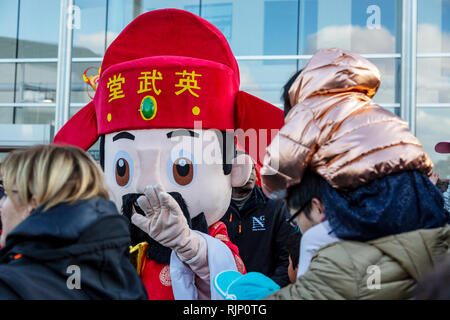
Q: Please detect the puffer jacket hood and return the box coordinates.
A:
[289,48,381,105]
[261,48,432,198]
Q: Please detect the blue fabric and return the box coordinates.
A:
[321,171,450,241]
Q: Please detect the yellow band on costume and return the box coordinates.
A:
[129,242,148,276]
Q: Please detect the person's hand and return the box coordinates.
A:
[430,171,439,185]
[131,184,201,262]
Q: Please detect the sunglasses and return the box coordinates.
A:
[0,188,18,200]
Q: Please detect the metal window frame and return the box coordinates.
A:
[54,0,74,132]
[0,54,411,64]
[401,0,418,134]
[0,103,56,108]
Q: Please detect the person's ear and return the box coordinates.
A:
[311,198,326,221]
[28,196,39,214]
[230,153,253,187]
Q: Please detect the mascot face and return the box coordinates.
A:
[104,128,247,226]
[52,10,283,228]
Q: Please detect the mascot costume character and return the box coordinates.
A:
[54,9,283,300]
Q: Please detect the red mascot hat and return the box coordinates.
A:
[53,9,283,167]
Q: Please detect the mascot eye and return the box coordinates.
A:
[115,158,130,186]
[114,151,133,188]
[168,150,196,187]
[172,157,194,186]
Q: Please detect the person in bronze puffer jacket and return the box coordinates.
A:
[258,49,450,300]
[213,49,449,300]
[261,48,433,199]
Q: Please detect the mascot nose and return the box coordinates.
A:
[136,148,162,193]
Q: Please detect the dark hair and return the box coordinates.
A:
[287,232,301,267]
[0,179,4,199]
[286,168,323,220]
[99,134,105,170]
[282,69,303,117]
[99,130,235,175]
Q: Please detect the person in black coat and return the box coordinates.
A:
[220,153,297,287]
[0,145,147,299]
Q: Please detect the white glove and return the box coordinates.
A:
[131,184,205,263]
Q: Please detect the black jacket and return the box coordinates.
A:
[0,197,147,299]
[220,186,296,287]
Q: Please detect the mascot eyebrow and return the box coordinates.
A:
[167,130,199,139]
[113,131,135,142]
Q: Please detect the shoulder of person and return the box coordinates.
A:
[311,240,380,277]
[78,213,130,244]
[263,194,288,213]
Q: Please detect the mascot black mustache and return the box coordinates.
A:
[122,192,209,265]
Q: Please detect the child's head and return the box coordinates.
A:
[287,168,327,234]
[287,231,301,284]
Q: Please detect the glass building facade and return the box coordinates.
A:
[0,0,449,177]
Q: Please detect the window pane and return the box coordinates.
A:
[105,0,133,47]
[299,0,401,54]
[17,0,60,58]
[263,1,298,55]
[70,62,101,104]
[0,107,14,124]
[238,58,397,111]
[418,0,450,53]
[201,1,233,44]
[15,63,57,103]
[14,107,55,125]
[0,0,19,58]
[0,64,16,103]
[369,58,401,105]
[201,0,298,56]
[143,0,199,14]
[73,0,107,57]
[106,0,200,48]
[87,139,101,163]
[417,58,450,104]
[238,59,299,108]
[416,107,450,179]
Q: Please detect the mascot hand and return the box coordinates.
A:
[131,184,204,263]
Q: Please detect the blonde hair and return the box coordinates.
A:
[1,144,109,211]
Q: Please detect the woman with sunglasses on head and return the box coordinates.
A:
[0,145,147,299]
